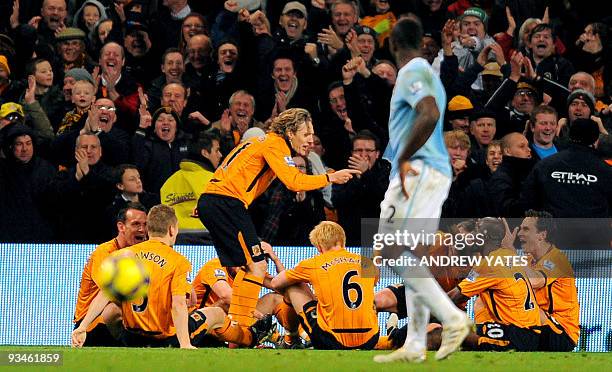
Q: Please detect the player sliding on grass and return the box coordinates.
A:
[197,108,360,330]
[373,17,471,363]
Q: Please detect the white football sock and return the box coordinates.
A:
[400,285,430,352]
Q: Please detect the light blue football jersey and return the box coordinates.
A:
[383,57,451,179]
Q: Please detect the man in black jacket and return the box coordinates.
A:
[332,130,390,246]
[50,133,116,242]
[97,42,141,133]
[51,98,130,167]
[0,124,56,242]
[521,118,612,217]
[132,106,189,195]
[488,132,535,217]
[527,24,575,88]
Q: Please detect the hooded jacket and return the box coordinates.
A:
[0,124,57,242]
[72,0,108,33]
[131,129,189,195]
[521,144,612,217]
[487,155,536,217]
[160,159,215,231]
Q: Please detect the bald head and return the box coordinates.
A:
[41,0,67,31]
[187,34,212,70]
[569,72,596,94]
[501,133,531,159]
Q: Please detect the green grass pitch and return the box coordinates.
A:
[1,347,610,371]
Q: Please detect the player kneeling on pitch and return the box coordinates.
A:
[72,203,148,346]
[72,205,273,348]
[270,221,389,350]
[443,218,542,351]
[517,211,580,351]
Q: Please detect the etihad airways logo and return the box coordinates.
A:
[551,171,598,185]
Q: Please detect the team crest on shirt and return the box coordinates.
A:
[191,312,203,322]
[284,156,296,166]
[214,268,226,279]
[543,259,555,271]
[465,269,479,282]
[409,81,423,94]
[252,244,263,256]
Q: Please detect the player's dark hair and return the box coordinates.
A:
[390,17,423,53]
[115,163,139,184]
[524,209,555,239]
[116,202,148,223]
[352,129,380,151]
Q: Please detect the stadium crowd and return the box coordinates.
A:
[0,0,611,244]
[0,0,595,355]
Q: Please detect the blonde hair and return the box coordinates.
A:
[444,129,471,150]
[519,18,542,48]
[147,205,178,237]
[72,79,95,93]
[309,221,346,250]
[269,108,311,136]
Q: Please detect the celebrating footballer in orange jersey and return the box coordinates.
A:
[73,205,222,349]
[73,205,278,349]
[446,218,542,351]
[517,211,580,351]
[197,108,360,328]
[270,221,382,350]
[72,203,148,346]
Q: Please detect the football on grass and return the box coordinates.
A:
[99,254,150,302]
